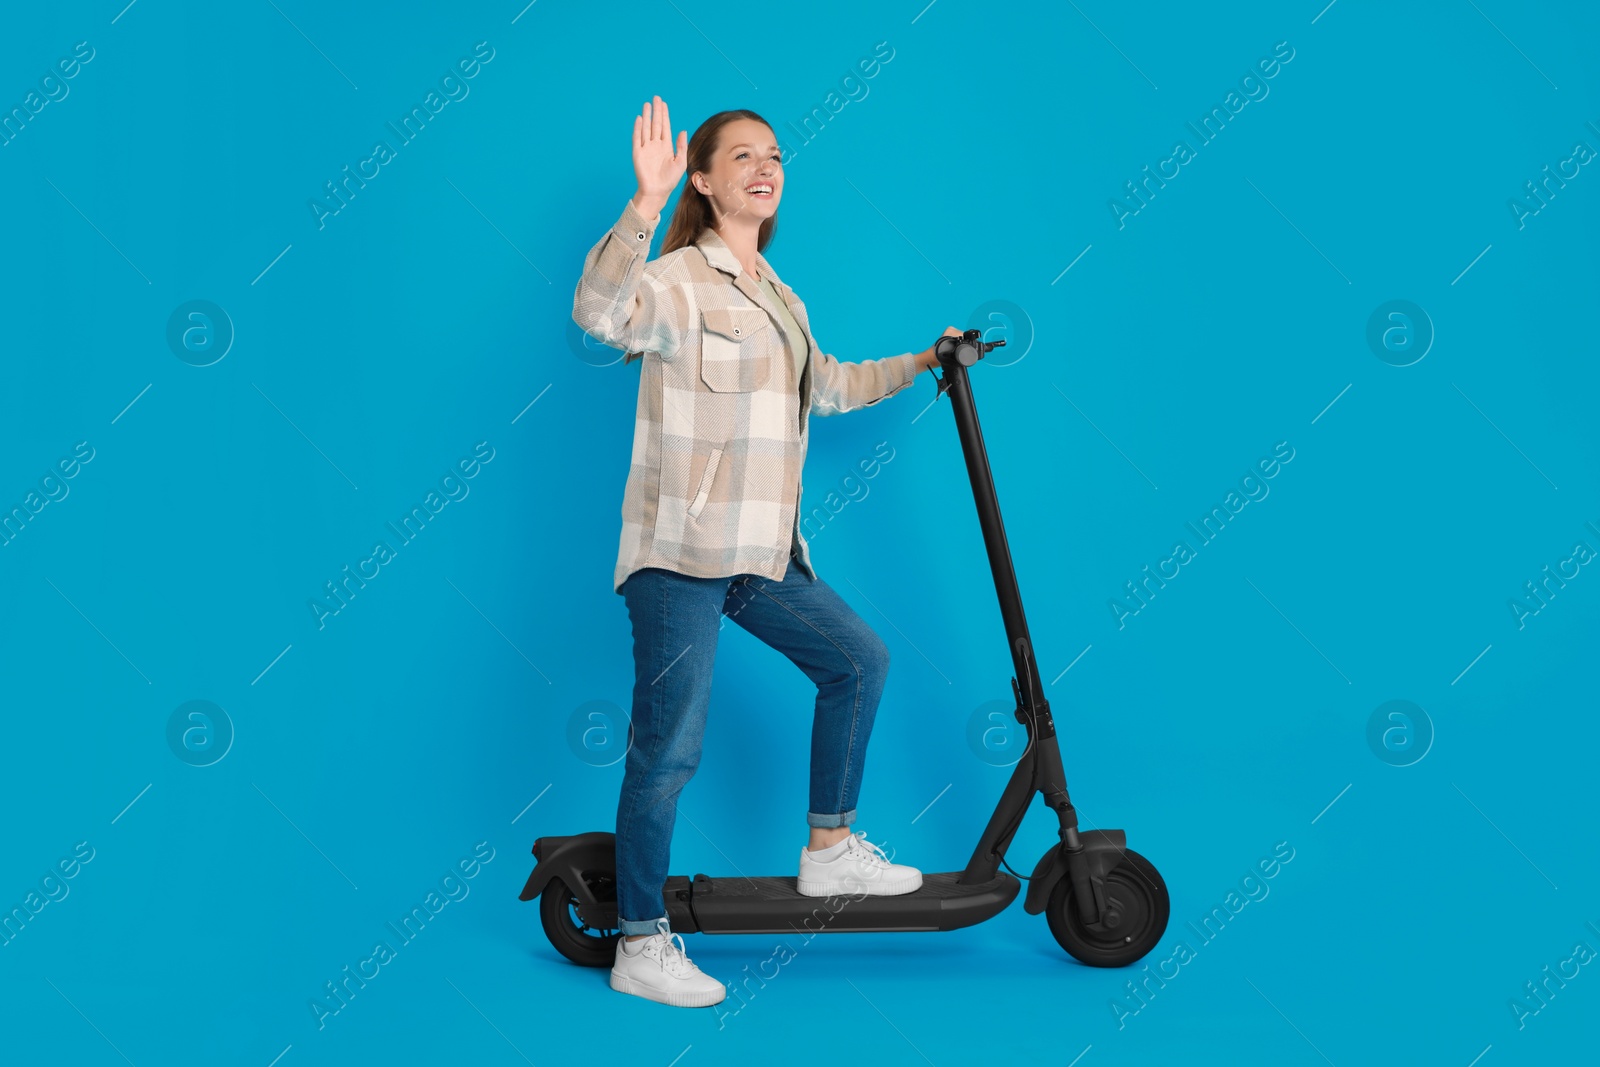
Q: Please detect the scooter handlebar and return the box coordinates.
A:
[935,329,1006,368]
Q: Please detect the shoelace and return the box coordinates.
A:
[644,922,695,978]
[842,830,892,869]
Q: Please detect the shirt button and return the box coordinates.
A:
[635,231,646,240]
[733,327,741,335]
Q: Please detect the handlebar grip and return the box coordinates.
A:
[935,330,1006,368]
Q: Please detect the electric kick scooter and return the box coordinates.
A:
[520,329,1171,967]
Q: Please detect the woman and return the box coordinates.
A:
[572,96,959,1009]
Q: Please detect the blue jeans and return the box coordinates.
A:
[614,550,891,935]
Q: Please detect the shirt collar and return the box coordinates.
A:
[695,226,783,292]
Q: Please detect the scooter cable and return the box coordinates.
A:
[998,853,1032,881]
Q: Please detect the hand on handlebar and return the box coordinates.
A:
[934,328,1007,369]
[917,327,964,373]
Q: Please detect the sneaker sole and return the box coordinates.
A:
[609,969,727,1007]
[795,873,922,897]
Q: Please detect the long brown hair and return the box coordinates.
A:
[660,109,779,256]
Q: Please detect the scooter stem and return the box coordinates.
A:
[932,333,1040,705]
[935,332,1092,919]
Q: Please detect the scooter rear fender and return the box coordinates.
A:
[518,831,616,903]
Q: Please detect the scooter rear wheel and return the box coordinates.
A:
[539,874,621,968]
[1046,848,1169,967]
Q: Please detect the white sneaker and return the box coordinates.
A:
[797,830,922,897]
[609,919,726,1008]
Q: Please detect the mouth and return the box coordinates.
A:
[745,183,774,200]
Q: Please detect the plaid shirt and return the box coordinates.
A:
[573,197,920,594]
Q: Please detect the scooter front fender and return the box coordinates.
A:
[517,831,616,902]
[1021,829,1128,916]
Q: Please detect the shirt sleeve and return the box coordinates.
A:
[571,198,691,364]
[807,343,920,417]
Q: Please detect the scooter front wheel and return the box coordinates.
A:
[1046,849,1169,967]
[539,874,620,968]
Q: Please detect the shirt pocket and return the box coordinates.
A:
[699,307,773,392]
[686,446,725,521]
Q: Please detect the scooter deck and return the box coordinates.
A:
[579,870,1021,935]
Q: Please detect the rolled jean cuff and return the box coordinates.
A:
[619,915,669,936]
[807,809,856,829]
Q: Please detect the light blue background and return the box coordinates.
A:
[2,1,1595,1064]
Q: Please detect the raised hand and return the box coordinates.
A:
[632,95,688,212]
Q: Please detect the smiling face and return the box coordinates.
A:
[690,117,783,230]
